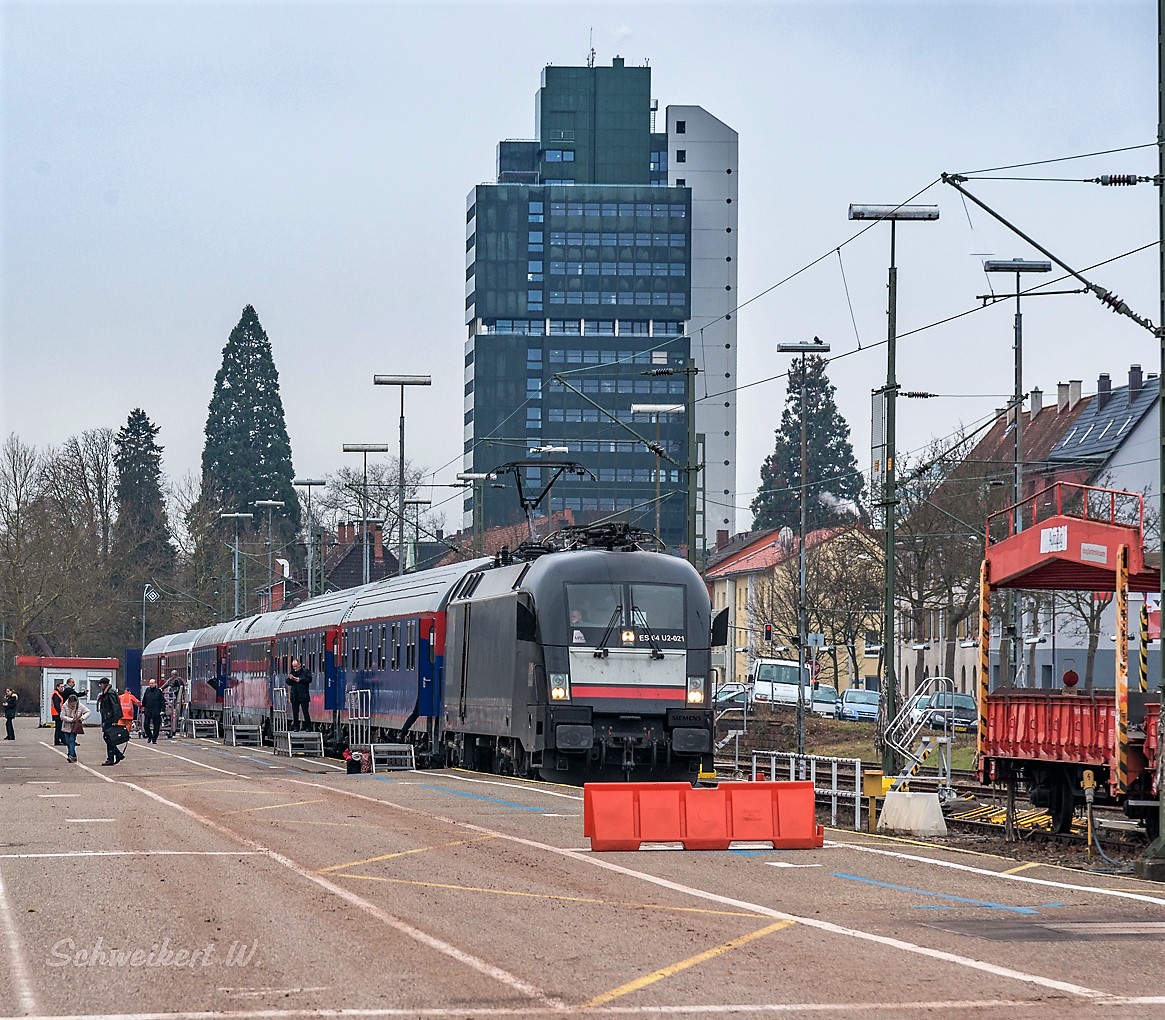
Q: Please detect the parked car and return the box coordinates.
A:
[926,692,978,733]
[714,682,752,709]
[809,684,837,718]
[750,659,811,707]
[906,692,934,725]
[835,688,879,722]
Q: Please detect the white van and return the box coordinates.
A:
[749,658,811,707]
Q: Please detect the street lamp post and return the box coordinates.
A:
[983,258,1052,686]
[776,339,831,761]
[848,203,939,775]
[254,500,285,610]
[373,374,433,577]
[631,404,685,544]
[220,512,254,618]
[292,478,326,598]
[343,444,390,585]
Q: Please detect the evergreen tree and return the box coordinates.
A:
[113,409,175,572]
[197,305,300,559]
[751,354,864,532]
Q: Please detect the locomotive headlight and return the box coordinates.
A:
[686,676,705,705]
[620,629,636,644]
[549,673,571,701]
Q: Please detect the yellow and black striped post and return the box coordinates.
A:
[1140,601,1150,694]
[977,560,991,764]
[1116,543,1129,795]
[891,740,933,791]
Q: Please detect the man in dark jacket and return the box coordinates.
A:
[3,688,16,740]
[97,678,125,766]
[287,658,312,732]
[140,678,166,744]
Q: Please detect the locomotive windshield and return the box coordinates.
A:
[628,584,685,632]
[565,583,623,628]
[565,582,686,644]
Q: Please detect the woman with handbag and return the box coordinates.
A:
[59,694,90,763]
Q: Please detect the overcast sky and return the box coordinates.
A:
[2,0,1158,535]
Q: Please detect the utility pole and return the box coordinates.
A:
[293,479,326,598]
[254,500,284,610]
[373,375,432,577]
[848,203,939,775]
[778,339,831,761]
[220,512,253,617]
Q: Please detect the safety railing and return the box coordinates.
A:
[272,687,289,735]
[751,751,863,830]
[345,689,371,749]
[986,482,1144,549]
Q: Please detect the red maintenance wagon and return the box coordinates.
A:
[977,483,1161,838]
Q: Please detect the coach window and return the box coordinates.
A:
[365,627,374,670]
[406,621,417,671]
[349,629,358,671]
[378,625,387,670]
[391,623,401,671]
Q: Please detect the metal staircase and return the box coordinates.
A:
[885,675,955,799]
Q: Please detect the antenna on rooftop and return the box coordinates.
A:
[587,28,595,68]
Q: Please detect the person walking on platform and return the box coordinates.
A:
[3,687,17,740]
[287,658,312,732]
[165,671,186,738]
[97,678,125,766]
[140,678,165,744]
[119,687,141,736]
[59,693,89,763]
[51,681,66,746]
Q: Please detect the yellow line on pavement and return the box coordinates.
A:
[336,872,765,918]
[223,799,324,815]
[317,836,498,873]
[582,919,795,1007]
[1002,862,1041,875]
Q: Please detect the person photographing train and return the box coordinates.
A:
[287,658,312,731]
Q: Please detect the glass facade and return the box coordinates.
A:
[465,60,694,550]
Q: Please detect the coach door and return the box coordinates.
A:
[216,644,230,702]
[323,626,342,714]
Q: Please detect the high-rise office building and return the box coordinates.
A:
[464,57,737,555]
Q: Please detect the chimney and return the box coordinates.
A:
[1129,364,1143,402]
[716,529,729,549]
[1097,373,1111,410]
[1069,379,1082,409]
[1030,388,1043,416]
[1057,383,1069,412]
[436,528,444,542]
[372,521,384,564]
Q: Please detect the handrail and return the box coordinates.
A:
[986,481,1144,550]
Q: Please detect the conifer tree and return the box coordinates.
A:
[197,305,300,558]
[113,408,174,572]
[751,354,864,532]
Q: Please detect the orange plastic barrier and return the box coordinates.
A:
[583,781,823,852]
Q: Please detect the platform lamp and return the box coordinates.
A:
[848,203,939,775]
[373,375,432,576]
[984,258,1053,685]
[343,444,390,585]
[631,404,684,543]
[777,338,830,762]
[292,478,326,598]
[220,512,254,618]
[254,500,285,610]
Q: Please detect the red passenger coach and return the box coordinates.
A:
[977,483,1162,837]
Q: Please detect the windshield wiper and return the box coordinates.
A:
[632,607,665,660]
[593,605,623,658]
